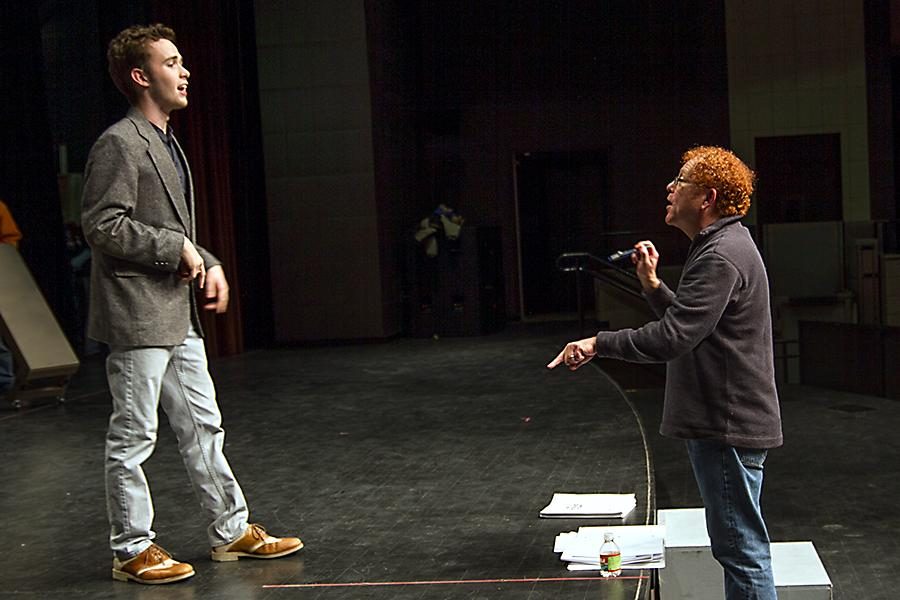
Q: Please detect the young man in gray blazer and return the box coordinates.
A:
[82,24,302,585]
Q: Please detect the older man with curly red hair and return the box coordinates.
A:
[549,146,782,600]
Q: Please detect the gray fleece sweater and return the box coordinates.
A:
[596,216,783,449]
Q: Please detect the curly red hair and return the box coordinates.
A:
[682,146,755,217]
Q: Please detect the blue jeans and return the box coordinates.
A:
[686,439,776,600]
[105,326,249,559]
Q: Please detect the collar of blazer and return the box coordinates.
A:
[126,106,194,238]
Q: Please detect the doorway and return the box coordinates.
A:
[514,151,608,319]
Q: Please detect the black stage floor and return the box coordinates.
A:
[1,322,895,599]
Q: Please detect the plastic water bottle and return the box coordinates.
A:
[599,532,622,577]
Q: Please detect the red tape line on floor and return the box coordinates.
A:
[264,575,649,589]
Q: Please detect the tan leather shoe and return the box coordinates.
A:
[112,543,195,584]
[211,523,303,562]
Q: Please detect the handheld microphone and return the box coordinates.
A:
[606,248,637,262]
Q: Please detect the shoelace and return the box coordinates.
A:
[145,544,172,565]
[249,524,268,542]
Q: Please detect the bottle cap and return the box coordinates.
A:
[603,532,614,542]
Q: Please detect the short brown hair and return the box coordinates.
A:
[107,23,176,102]
[682,146,756,217]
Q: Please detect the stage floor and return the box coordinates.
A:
[0,325,656,599]
[4,322,897,599]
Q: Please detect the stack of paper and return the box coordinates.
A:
[554,525,666,571]
[539,493,636,519]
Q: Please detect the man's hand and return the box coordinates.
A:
[179,237,205,287]
[547,337,597,371]
[201,265,230,313]
[633,240,661,292]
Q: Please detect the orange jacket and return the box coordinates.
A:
[0,201,22,248]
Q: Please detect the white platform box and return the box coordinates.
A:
[658,508,832,600]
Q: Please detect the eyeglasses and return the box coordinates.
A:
[670,175,700,189]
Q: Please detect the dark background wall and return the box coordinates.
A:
[366,0,421,336]
[398,1,731,318]
[2,0,899,352]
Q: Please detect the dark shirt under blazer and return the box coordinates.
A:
[82,107,220,347]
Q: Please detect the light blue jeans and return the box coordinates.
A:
[105,326,248,560]
[686,439,776,600]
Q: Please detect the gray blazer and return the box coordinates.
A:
[82,107,220,346]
